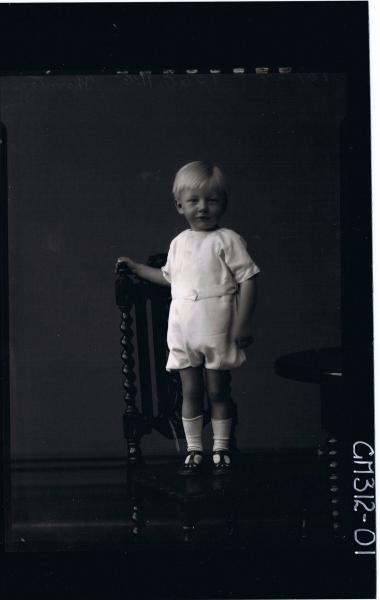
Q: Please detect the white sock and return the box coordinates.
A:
[212,417,232,464]
[182,414,203,464]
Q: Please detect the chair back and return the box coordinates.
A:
[115,254,185,461]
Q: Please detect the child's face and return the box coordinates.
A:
[176,184,226,231]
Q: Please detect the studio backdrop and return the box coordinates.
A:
[0,73,345,460]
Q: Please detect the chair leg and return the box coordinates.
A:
[178,501,198,543]
[130,489,146,535]
[225,508,239,540]
[320,383,352,541]
[126,473,146,536]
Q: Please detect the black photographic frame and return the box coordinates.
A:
[0,2,374,598]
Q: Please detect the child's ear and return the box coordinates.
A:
[175,201,184,215]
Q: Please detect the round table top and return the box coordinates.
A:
[274,347,342,384]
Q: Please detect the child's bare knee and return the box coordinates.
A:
[207,389,229,405]
[181,380,204,402]
[183,389,204,403]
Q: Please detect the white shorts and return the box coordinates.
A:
[165,295,246,371]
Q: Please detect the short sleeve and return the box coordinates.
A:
[224,233,260,283]
[161,242,173,283]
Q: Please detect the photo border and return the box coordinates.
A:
[0,2,374,597]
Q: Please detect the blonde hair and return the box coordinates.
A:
[172,161,229,203]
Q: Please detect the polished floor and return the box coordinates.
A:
[4,452,376,598]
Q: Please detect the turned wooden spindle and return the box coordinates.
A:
[115,264,144,464]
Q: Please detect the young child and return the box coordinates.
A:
[116,161,260,476]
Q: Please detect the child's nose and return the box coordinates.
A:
[198,198,207,211]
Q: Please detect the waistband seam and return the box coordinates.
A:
[171,286,237,301]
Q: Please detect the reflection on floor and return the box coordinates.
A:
[7,451,375,599]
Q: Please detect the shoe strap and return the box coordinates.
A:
[212,450,231,466]
[185,450,203,467]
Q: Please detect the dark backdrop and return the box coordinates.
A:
[0,73,345,459]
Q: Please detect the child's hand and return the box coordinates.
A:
[115,256,138,274]
[233,321,254,349]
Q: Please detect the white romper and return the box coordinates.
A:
[161,227,260,371]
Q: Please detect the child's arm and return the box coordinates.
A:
[116,257,170,287]
[233,276,258,348]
